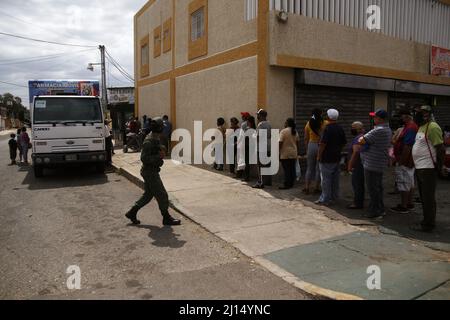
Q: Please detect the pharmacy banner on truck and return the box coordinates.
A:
[28,80,100,104]
[431,45,450,77]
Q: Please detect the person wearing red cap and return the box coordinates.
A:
[359,109,392,220]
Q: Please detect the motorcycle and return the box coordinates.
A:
[123,129,147,153]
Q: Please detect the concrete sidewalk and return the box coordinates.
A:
[113,151,450,300]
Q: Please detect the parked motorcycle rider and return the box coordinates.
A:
[125,117,181,226]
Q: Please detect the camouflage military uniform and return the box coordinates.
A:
[126,122,180,226]
[133,132,170,213]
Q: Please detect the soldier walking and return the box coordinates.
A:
[125,118,181,226]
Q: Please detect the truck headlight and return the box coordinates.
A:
[35,158,43,164]
[93,139,103,144]
[92,155,98,161]
[98,155,105,161]
[44,158,51,164]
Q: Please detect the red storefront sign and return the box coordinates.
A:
[431,46,450,77]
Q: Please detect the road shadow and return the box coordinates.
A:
[21,165,110,190]
[131,224,186,249]
[196,164,450,251]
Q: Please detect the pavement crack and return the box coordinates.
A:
[216,218,298,234]
[411,279,450,300]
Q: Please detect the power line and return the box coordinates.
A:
[106,55,134,81]
[0,80,28,88]
[0,31,97,48]
[110,71,134,85]
[42,49,97,71]
[106,58,134,83]
[0,48,96,66]
[0,10,97,45]
[107,60,134,82]
[0,51,69,63]
[106,58,134,82]
[105,50,134,81]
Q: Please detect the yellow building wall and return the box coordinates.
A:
[269,13,430,75]
[138,80,171,119]
[266,67,295,130]
[176,56,258,136]
[175,0,257,68]
[136,0,173,80]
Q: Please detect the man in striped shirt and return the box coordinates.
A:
[359,109,393,220]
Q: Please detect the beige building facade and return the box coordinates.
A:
[134,0,450,140]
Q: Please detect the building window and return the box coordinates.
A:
[154,26,162,58]
[188,0,208,61]
[191,8,204,41]
[163,18,172,53]
[140,35,149,78]
[141,43,149,66]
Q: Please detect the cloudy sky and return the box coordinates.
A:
[0,0,147,106]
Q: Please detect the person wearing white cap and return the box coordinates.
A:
[327,109,339,121]
[315,108,347,206]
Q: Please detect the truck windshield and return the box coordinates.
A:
[33,98,102,124]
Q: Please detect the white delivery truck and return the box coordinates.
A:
[31,96,106,178]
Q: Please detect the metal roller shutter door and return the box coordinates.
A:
[435,96,450,129]
[294,85,375,154]
[388,92,432,129]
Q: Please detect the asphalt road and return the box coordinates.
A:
[0,134,308,300]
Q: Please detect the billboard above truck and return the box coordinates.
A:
[28,80,100,104]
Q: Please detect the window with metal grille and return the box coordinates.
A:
[191,8,204,41]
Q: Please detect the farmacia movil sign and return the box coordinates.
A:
[28,80,100,103]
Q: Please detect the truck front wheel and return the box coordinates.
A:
[34,165,44,178]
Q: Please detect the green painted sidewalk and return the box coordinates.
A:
[265,232,450,300]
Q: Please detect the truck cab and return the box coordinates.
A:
[31,96,106,177]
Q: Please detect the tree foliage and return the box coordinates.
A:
[0,93,29,121]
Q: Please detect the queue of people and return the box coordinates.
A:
[210,104,447,233]
[7,107,445,233]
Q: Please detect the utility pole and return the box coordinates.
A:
[99,45,108,112]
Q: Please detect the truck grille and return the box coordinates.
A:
[51,145,89,152]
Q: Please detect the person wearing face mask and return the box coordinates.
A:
[391,108,418,215]
[347,122,366,209]
[411,105,446,233]
[359,110,393,220]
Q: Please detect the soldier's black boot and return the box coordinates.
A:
[125,207,141,225]
[162,212,181,226]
